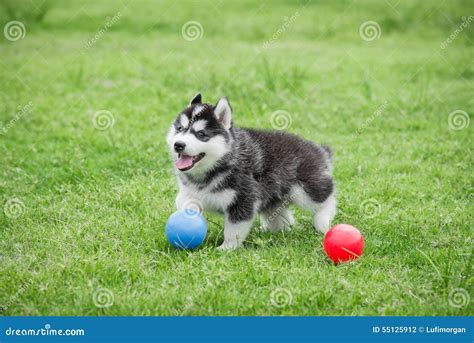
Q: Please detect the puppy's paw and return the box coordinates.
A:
[260,210,294,232]
[217,241,240,251]
[259,222,271,232]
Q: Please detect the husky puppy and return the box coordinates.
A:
[167,94,336,250]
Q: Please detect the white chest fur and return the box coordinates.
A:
[176,177,236,213]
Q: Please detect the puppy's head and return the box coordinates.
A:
[167,93,233,176]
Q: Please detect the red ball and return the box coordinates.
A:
[324,224,364,263]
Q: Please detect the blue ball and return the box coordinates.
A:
[165,209,207,250]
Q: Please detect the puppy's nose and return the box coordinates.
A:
[174,141,186,153]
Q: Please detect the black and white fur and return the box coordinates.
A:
[167,94,336,250]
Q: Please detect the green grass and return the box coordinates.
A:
[0,0,473,316]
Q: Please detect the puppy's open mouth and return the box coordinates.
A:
[175,153,205,171]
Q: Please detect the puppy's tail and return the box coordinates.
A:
[321,145,333,175]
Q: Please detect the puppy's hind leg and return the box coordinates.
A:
[260,208,295,232]
[313,193,336,234]
[291,183,336,234]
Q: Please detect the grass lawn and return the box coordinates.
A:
[0,0,473,316]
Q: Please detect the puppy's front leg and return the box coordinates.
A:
[175,189,200,212]
[218,217,254,251]
[218,204,255,251]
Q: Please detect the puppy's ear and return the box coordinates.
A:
[214,97,232,129]
[189,93,202,106]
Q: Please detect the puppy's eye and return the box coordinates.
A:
[196,131,207,139]
[176,126,184,132]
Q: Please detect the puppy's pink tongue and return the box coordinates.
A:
[175,155,193,170]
